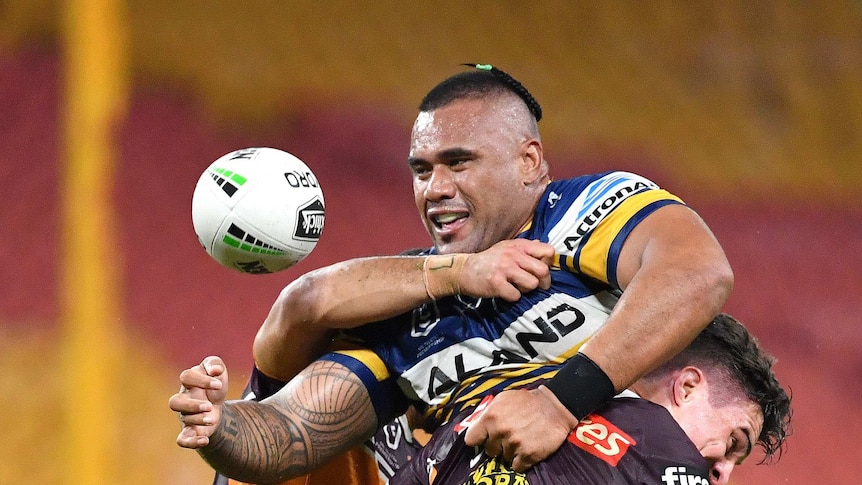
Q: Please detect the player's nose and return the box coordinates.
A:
[424,166,456,201]
[709,460,734,485]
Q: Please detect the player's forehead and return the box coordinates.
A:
[409,97,517,158]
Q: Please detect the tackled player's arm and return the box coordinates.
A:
[580,203,734,391]
[197,359,379,485]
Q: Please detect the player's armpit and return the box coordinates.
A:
[198,360,379,485]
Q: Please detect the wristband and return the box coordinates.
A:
[543,353,616,421]
[422,254,468,300]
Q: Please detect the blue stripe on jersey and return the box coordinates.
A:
[606,199,682,288]
[529,173,614,237]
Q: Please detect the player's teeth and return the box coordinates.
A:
[436,213,461,224]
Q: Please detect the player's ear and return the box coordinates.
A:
[671,366,706,406]
[520,139,546,185]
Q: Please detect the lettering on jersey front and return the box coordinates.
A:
[660,466,708,485]
[405,293,610,404]
[568,413,636,467]
[516,303,585,358]
[428,353,484,398]
[464,458,529,485]
[561,178,654,251]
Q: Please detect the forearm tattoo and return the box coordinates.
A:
[197,360,377,484]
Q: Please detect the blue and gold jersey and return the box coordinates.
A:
[322,171,684,427]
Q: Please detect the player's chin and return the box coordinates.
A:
[434,237,477,255]
[433,228,482,254]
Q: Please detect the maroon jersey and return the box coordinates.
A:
[392,394,711,485]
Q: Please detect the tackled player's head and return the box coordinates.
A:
[650,313,792,462]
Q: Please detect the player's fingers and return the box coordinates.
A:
[464,421,489,447]
[201,356,226,377]
[500,439,518,466]
[495,283,524,302]
[178,410,217,427]
[482,436,504,459]
[506,269,543,295]
[176,426,211,449]
[179,366,224,390]
[514,249,550,270]
[518,239,556,261]
[168,392,214,415]
[511,454,537,474]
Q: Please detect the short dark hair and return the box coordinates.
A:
[653,313,792,462]
[418,64,543,122]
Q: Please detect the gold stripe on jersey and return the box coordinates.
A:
[332,349,391,382]
[577,189,682,283]
[432,335,594,423]
[432,366,562,424]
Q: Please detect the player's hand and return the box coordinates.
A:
[463,386,579,472]
[168,356,229,449]
[460,239,554,302]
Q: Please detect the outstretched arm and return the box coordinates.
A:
[170,357,378,484]
[254,238,555,380]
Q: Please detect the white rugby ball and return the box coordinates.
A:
[191,147,325,274]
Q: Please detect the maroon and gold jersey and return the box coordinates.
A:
[392,393,711,485]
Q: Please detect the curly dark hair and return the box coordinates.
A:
[418,64,542,123]
[654,313,792,462]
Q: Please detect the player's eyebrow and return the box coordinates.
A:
[407,147,477,167]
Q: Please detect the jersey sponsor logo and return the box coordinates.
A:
[382,419,404,449]
[515,302,586,358]
[411,301,442,338]
[402,293,610,404]
[563,179,652,250]
[660,466,708,485]
[568,413,636,466]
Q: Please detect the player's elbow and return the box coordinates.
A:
[252,274,331,379]
[699,254,735,314]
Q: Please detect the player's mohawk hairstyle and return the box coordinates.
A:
[419,63,543,122]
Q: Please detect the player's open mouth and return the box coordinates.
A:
[431,212,468,230]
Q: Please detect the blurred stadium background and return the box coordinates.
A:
[1,1,860,483]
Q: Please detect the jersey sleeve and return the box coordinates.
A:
[320,349,411,427]
[546,171,684,288]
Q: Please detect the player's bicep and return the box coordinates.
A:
[615,203,723,289]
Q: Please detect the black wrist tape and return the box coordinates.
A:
[544,353,616,421]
